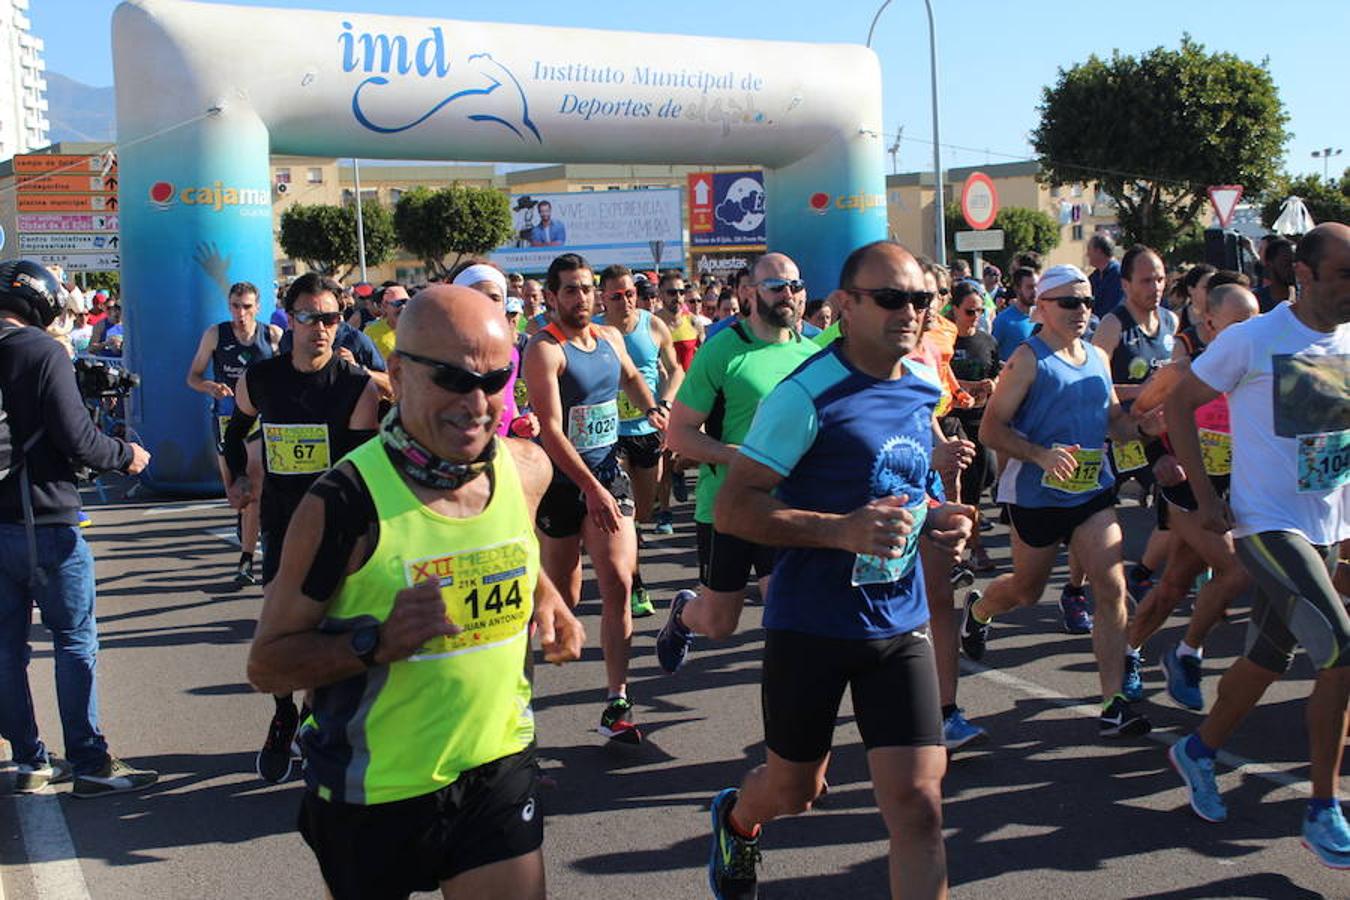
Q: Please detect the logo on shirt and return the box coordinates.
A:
[871,433,929,502]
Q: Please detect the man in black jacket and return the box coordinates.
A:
[0,259,158,798]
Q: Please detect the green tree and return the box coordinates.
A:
[393,184,514,278]
[945,203,1061,273]
[1259,172,1350,232]
[1032,36,1287,253]
[278,201,397,280]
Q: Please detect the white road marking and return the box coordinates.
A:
[961,659,1308,794]
[14,790,92,899]
[141,501,226,517]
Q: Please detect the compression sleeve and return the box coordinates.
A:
[301,465,378,603]
[222,407,257,479]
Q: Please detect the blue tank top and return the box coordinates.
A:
[1109,303,1176,386]
[544,323,621,477]
[212,321,273,416]
[615,310,660,437]
[997,335,1115,508]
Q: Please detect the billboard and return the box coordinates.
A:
[491,188,684,272]
[688,170,766,247]
[690,249,758,280]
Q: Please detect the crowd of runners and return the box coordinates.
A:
[1,221,1346,898]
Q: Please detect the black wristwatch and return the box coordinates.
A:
[350,624,381,668]
[657,399,672,411]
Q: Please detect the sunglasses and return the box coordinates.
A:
[1050,296,1092,310]
[937,287,951,297]
[757,278,806,294]
[848,287,934,312]
[605,289,637,302]
[293,310,343,326]
[395,350,515,395]
[386,299,408,309]
[961,307,981,316]
[664,287,687,296]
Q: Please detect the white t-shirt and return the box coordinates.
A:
[1191,303,1349,544]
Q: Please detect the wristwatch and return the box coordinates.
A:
[657,399,672,411]
[350,624,381,668]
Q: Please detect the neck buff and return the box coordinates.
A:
[380,408,496,491]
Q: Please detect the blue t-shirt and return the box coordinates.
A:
[739,345,944,640]
[992,304,1035,361]
[278,322,387,371]
[800,321,823,339]
[529,220,567,245]
[704,315,740,340]
[1089,259,1124,319]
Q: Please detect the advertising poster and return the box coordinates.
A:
[492,188,684,272]
[688,170,766,247]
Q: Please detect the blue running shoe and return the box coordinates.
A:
[77,510,92,528]
[1162,643,1204,711]
[1058,586,1092,634]
[709,788,760,899]
[1122,652,1144,702]
[1302,803,1350,869]
[654,510,675,536]
[656,590,697,674]
[942,708,987,751]
[1168,739,1227,822]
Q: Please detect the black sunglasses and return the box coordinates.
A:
[293,310,343,326]
[848,287,934,312]
[395,349,515,395]
[664,287,687,296]
[1051,296,1092,310]
[757,277,806,294]
[386,298,408,309]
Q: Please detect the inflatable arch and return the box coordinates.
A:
[113,0,887,491]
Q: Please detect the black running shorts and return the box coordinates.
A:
[617,433,663,470]
[535,461,634,539]
[695,521,777,592]
[1004,489,1116,549]
[761,628,942,762]
[298,748,542,900]
[1157,475,1230,531]
[260,527,286,587]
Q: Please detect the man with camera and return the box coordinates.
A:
[0,259,158,797]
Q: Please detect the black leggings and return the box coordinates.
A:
[943,414,994,508]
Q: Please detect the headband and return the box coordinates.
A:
[452,264,508,296]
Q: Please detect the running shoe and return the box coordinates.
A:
[1058,586,1093,635]
[1126,567,1154,607]
[598,697,642,744]
[942,708,987,751]
[1302,803,1350,869]
[654,510,675,536]
[235,565,258,587]
[631,584,655,618]
[950,564,975,589]
[13,757,73,793]
[256,700,300,784]
[77,510,92,528]
[709,788,760,900]
[1162,644,1205,711]
[1122,652,1144,702]
[71,758,158,799]
[1099,695,1151,738]
[970,547,997,574]
[672,470,689,504]
[1168,739,1226,822]
[959,591,989,661]
[656,590,697,673]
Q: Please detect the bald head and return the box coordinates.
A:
[753,252,797,283]
[1205,284,1258,318]
[838,240,921,289]
[398,284,511,357]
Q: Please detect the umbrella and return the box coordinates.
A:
[1271,196,1315,236]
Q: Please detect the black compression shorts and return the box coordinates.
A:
[535,462,634,539]
[695,521,777,592]
[1004,489,1116,549]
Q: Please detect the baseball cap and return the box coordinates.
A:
[505,297,524,314]
[1035,264,1090,299]
[353,282,375,299]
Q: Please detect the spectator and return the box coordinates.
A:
[1253,236,1295,313]
[1086,233,1124,318]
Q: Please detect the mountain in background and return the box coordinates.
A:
[44,72,115,144]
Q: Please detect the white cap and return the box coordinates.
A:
[1035,264,1090,299]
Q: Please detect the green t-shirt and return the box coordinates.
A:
[813,322,841,348]
[675,322,821,523]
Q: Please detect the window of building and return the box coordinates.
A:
[1072,224,1084,241]
[279,260,297,276]
[388,188,403,205]
[306,167,323,183]
[275,168,291,184]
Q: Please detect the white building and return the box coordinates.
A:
[0,0,49,160]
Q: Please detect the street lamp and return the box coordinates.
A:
[1311,147,1343,181]
[868,0,946,264]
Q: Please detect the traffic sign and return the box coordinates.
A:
[17,173,119,194]
[17,214,120,232]
[955,229,1005,253]
[18,194,119,213]
[961,172,1000,230]
[18,233,121,253]
[1207,185,1244,229]
[31,252,120,272]
[13,153,116,175]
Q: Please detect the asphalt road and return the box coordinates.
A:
[1,482,1344,900]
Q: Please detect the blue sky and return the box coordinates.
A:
[35,0,1350,182]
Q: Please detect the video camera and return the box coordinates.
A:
[74,357,141,398]
[514,195,538,246]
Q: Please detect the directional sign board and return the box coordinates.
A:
[30,253,121,272]
[955,229,1005,253]
[18,233,121,253]
[1207,185,1244,229]
[16,173,119,194]
[18,194,119,213]
[13,153,116,175]
[17,214,120,232]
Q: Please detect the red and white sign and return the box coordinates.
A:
[687,173,714,235]
[961,172,999,231]
[1207,185,1244,229]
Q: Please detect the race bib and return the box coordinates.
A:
[851,500,928,587]
[262,423,330,475]
[1111,440,1148,473]
[1041,445,1104,494]
[616,391,645,422]
[567,399,619,451]
[1199,429,1232,477]
[406,539,532,660]
[1296,431,1350,494]
[513,376,531,413]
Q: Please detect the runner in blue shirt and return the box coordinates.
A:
[704,240,975,900]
